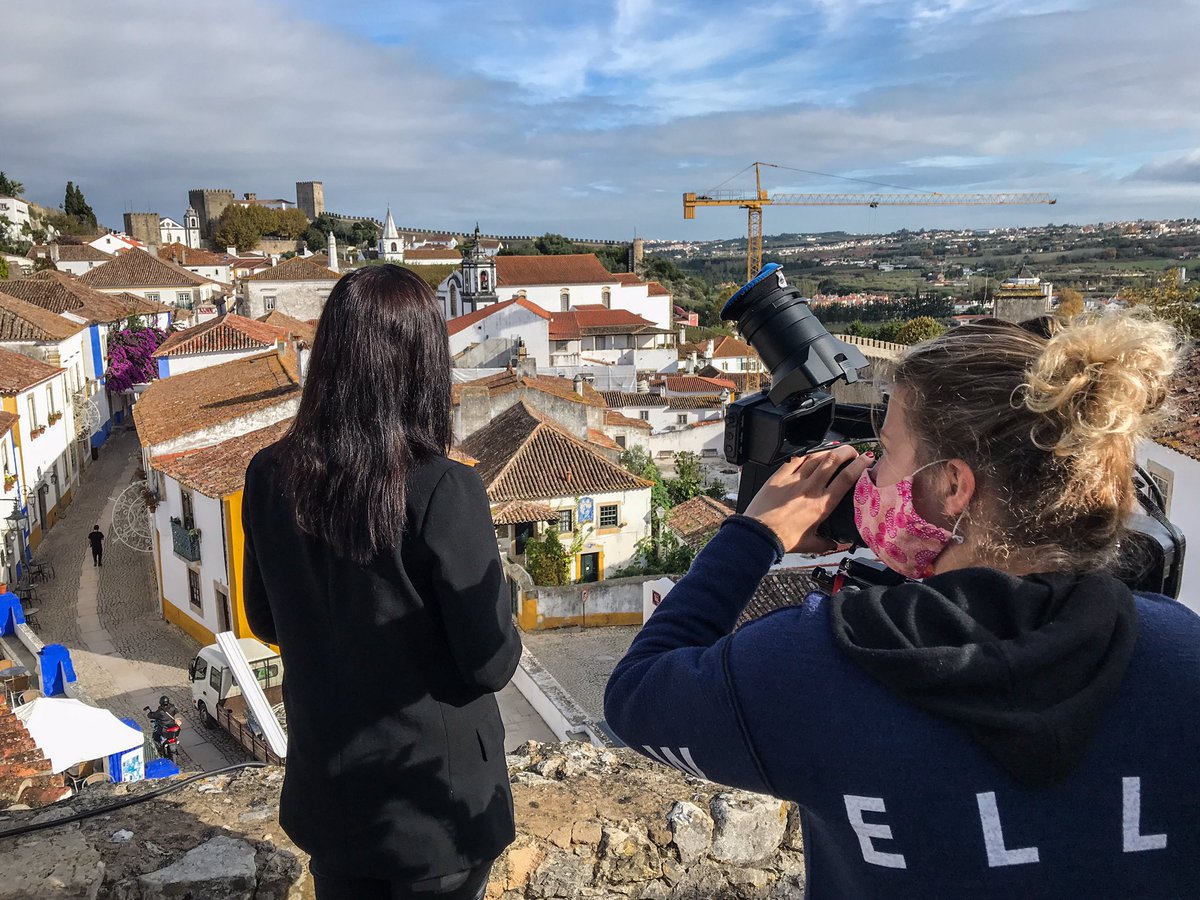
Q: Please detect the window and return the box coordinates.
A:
[263,295,276,311]
[46,386,55,416]
[192,657,207,682]
[602,288,611,308]
[391,242,398,252]
[639,410,650,421]
[26,395,36,427]
[560,289,570,311]
[176,291,190,304]
[450,284,459,317]
[180,489,195,530]
[146,292,160,302]
[599,504,619,528]
[677,413,689,425]
[556,508,574,534]
[615,435,626,449]
[209,663,222,692]
[1146,461,1174,517]
[188,568,203,612]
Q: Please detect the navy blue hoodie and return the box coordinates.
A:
[604,517,1200,898]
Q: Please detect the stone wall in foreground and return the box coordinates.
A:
[0,743,806,899]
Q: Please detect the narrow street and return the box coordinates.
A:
[27,428,248,771]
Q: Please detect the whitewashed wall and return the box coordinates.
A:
[547,487,653,576]
[154,475,229,637]
[243,280,335,319]
[1136,440,1200,614]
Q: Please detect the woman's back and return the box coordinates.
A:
[243,445,522,881]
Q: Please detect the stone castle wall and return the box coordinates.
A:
[0,742,807,899]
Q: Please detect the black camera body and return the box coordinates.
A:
[720,263,1186,599]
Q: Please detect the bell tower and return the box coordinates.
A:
[460,224,497,312]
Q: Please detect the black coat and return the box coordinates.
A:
[242,446,522,880]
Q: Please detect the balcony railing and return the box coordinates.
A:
[170,518,201,562]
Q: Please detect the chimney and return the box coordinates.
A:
[227,246,237,257]
[678,325,686,343]
[327,231,340,274]
[147,245,158,258]
[705,339,714,359]
[689,351,697,373]
[573,373,585,396]
[270,255,279,266]
[50,244,59,262]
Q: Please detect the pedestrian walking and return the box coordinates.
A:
[87,525,104,567]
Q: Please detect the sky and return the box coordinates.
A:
[3,0,1200,240]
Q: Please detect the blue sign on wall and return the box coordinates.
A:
[577,497,594,523]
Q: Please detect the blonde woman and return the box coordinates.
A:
[606,311,1199,899]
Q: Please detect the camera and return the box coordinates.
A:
[721,264,1185,598]
[721,263,874,544]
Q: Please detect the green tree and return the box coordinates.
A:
[0,256,8,279]
[63,181,97,230]
[896,316,946,345]
[1123,269,1200,339]
[350,219,379,247]
[0,173,23,197]
[525,529,571,586]
[665,451,703,506]
[1056,287,1085,319]
[620,445,670,511]
[271,207,310,240]
[874,320,903,343]
[214,205,274,252]
[534,233,576,255]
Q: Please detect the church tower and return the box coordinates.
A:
[460,224,497,313]
[378,207,404,261]
[184,206,201,249]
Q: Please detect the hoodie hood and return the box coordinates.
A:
[829,567,1137,788]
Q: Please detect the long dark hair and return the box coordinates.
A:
[278,265,452,563]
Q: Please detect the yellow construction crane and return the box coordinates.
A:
[684,162,1057,282]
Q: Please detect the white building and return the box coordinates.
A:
[240,256,339,320]
[437,253,672,331]
[25,244,114,277]
[0,196,31,243]
[548,306,676,372]
[0,347,79,551]
[403,247,462,265]
[679,334,763,375]
[447,296,551,368]
[378,208,404,262]
[80,249,227,310]
[149,418,292,646]
[460,401,653,580]
[159,208,201,249]
[160,242,233,285]
[87,233,140,255]
[152,314,295,378]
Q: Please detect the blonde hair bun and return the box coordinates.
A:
[1022,308,1179,510]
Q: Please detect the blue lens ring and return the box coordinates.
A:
[721,263,783,321]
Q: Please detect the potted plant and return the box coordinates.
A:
[3,474,16,492]
[30,426,45,439]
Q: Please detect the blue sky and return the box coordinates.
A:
[4,0,1200,239]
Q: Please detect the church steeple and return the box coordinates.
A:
[460,222,496,310]
[379,206,403,261]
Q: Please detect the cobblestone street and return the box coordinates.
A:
[28,428,248,771]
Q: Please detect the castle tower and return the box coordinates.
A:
[327,231,340,274]
[379,207,404,262]
[184,206,201,249]
[460,224,497,312]
[296,181,325,220]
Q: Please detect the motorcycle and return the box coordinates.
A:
[144,696,182,761]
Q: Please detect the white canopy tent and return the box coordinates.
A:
[14,698,143,774]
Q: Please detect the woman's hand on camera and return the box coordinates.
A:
[743,445,871,554]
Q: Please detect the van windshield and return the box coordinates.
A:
[226,656,284,697]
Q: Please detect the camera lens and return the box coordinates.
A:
[722,263,869,404]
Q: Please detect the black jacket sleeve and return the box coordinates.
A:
[419,463,522,693]
[241,466,278,645]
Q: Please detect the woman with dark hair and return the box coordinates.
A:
[242,265,521,900]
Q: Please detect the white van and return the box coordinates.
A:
[188,637,283,728]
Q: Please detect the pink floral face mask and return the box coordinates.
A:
[852,460,964,580]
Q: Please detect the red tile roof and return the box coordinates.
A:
[667,395,724,409]
[446,296,552,337]
[495,254,617,287]
[604,409,652,430]
[661,375,736,393]
[460,402,652,502]
[613,273,642,285]
[152,314,288,358]
[549,307,661,340]
[491,499,559,525]
[134,351,301,447]
[0,290,88,341]
[711,334,755,359]
[0,347,63,394]
[588,428,621,450]
[243,256,339,282]
[112,291,174,317]
[0,694,70,808]
[667,495,733,548]
[79,249,216,289]
[159,242,228,268]
[153,418,293,497]
[0,272,131,324]
[451,370,606,408]
[600,391,666,408]
[647,281,670,297]
[27,243,111,262]
[257,310,318,345]
[1156,345,1200,461]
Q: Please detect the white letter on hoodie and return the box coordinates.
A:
[843,796,907,868]
[977,792,1039,867]
[1123,777,1167,852]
